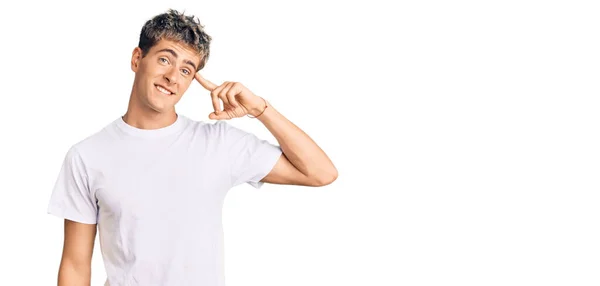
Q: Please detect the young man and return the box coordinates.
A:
[47,9,337,286]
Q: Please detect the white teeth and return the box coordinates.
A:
[156,85,172,95]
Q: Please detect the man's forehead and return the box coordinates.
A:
[153,39,200,60]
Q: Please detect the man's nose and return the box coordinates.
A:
[164,67,178,84]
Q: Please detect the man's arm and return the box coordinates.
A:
[193,74,337,186]
[253,100,338,187]
[57,219,96,286]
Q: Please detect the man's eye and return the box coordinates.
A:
[182,69,190,75]
[159,58,169,64]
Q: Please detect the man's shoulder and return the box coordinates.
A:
[67,117,120,156]
[183,118,260,149]
[185,117,238,136]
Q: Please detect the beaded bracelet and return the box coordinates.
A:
[247,97,268,119]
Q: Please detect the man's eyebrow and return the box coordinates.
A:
[156,48,198,71]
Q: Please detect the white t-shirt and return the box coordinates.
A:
[47,114,282,286]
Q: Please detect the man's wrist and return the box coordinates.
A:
[247,97,268,117]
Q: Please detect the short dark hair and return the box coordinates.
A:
[138,9,212,71]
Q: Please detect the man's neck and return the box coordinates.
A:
[122,108,178,130]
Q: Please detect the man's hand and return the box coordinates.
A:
[195,73,266,120]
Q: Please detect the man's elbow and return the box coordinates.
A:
[312,168,338,186]
[58,259,92,286]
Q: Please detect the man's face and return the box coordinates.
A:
[130,39,201,114]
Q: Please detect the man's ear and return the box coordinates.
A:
[131,47,142,72]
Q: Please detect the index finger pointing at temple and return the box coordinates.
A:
[195,72,218,91]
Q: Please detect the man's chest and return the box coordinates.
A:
[92,153,229,222]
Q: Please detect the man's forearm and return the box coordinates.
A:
[58,261,91,286]
[253,100,337,183]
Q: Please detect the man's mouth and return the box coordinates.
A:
[155,84,174,95]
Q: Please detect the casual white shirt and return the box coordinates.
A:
[47,114,282,286]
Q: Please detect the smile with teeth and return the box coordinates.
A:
[155,85,173,95]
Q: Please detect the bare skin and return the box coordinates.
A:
[194,73,338,186]
[57,220,96,286]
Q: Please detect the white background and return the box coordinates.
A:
[0,0,598,285]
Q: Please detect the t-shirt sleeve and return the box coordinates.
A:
[221,121,282,189]
[47,146,98,224]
